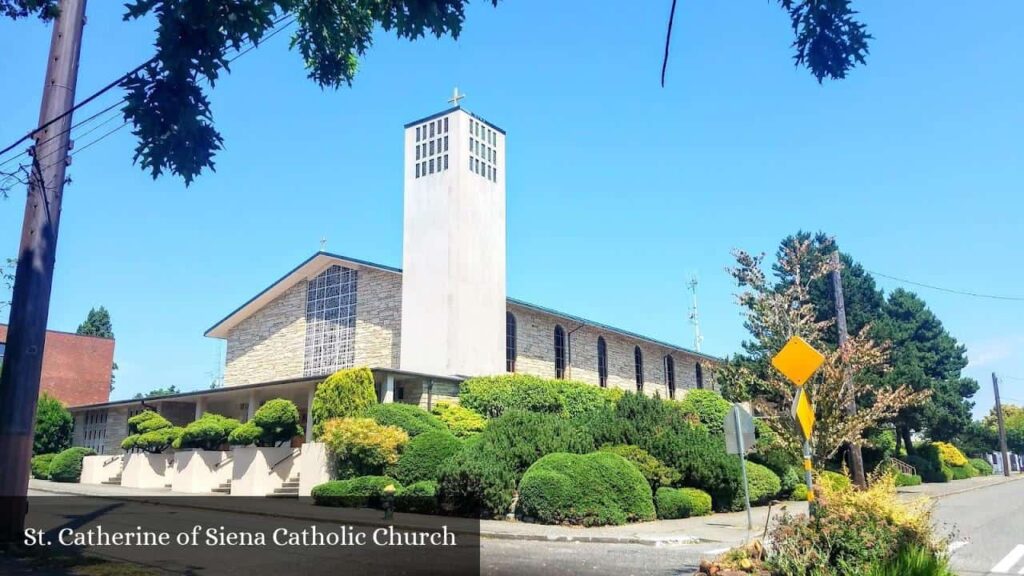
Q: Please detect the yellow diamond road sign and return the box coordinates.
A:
[792,389,815,440]
[771,336,825,387]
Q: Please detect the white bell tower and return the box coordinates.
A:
[400,89,507,376]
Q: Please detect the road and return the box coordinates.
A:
[934,477,1024,575]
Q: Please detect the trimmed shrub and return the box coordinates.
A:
[311,367,377,439]
[646,425,744,512]
[431,402,486,438]
[34,393,73,455]
[969,458,993,476]
[675,390,731,436]
[391,430,462,485]
[121,435,139,451]
[136,426,183,453]
[895,473,923,487]
[395,480,439,514]
[933,442,969,467]
[31,453,56,480]
[322,417,409,478]
[128,411,172,434]
[437,445,517,518]
[518,452,655,526]
[252,399,303,445]
[818,470,852,491]
[738,461,782,507]
[779,466,803,496]
[123,409,178,453]
[905,453,951,483]
[458,374,619,419]
[176,413,241,450]
[790,483,809,501]
[227,422,261,446]
[311,476,400,508]
[949,463,977,480]
[48,447,96,482]
[655,487,713,519]
[599,444,679,490]
[365,403,445,437]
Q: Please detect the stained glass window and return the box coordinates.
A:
[303,265,358,376]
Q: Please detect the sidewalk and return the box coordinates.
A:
[27,473,1024,547]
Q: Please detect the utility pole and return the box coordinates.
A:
[0,0,87,542]
[831,251,866,488]
[993,373,1011,477]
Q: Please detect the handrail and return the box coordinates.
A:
[102,456,121,467]
[268,448,300,475]
[887,457,916,476]
[215,454,235,470]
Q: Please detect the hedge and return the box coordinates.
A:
[312,367,377,439]
[364,403,445,437]
[48,447,96,482]
[390,430,462,485]
[228,399,303,447]
[395,480,439,514]
[675,390,731,436]
[895,473,923,487]
[949,463,977,480]
[645,425,744,512]
[34,393,73,455]
[321,417,409,478]
[736,461,782,508]
[458,374,618,419]
[518,452,655,526]
[31,453,56,480]
[933,442,969,467]
[818,470,852,491]
[655,487,713,519]
[311,476,400,508]
[436,444,517,518]
[175,413,241,451]
[791,483,809,501]
[969,458,993,476]
[431,402,486,438]
[599,445,679,490]
[907,444,952,483]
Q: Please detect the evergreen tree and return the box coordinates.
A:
[77,306,117,391]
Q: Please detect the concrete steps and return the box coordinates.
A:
[269,474,300,498]
[211,479,232,494]
[101,474,122,486]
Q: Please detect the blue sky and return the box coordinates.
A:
[1,1,1021,416]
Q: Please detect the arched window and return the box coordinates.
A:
[506,312,517,372]
[664,355,676,399]
[634,346,644,391]
[597,336,608,388]
[554,325,566,379]
[696,362,704,389]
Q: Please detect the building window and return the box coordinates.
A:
[634,346,643,391]
[416,126,421,141]
[415,164,420,178]
[506,312,517,372]
[444,135,449,151]
[429,159,434,173]
[554,325,566,379]
[0,341,5,364]
[696,362,704,389]
[664,355,676,399]
[597,336,608,388]
[444,117,449,132]
[443,155,449,170]
[303,265,358,376]
[430,123,435,137]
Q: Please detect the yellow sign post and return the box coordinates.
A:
[773,336,825,505]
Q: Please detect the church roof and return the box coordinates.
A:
[204,252,719,362]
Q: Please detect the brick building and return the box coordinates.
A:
[0,324,113,407]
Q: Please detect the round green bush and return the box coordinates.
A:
[312,367,378,438]
[949,464,977,480]
[518,452,655,526]
[733,461,782,508]
[895,473,923,487]
[818,470,852,491]
[365,403,445,437]
[252,399,303,445]
[599,445,679,490]
[31,453,56,480]
[391,430,462,485]
[969,458,993,476]
[227,421,262,446]
[655,487,712,519]
[790,483,809,501]
[48,447,96,482]
[34,393,73,455]
[311,476,401,508]
[395,480,438,514]
[177,413,241,450]
[779,466,803,496]
[136,426,183,453]
[431,402,486,438]
[674,390,731,436]
[128,410,172,434]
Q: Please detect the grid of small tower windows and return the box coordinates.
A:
[468,118,498,182]
[414,116,449,178]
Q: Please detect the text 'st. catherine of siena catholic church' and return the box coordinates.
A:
[68,93,720,454]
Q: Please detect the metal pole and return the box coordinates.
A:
[0,0,87,543]
[734,407,752,530]
[803,440,815,511]
[993,373,1011,478]
[831,251,865,488]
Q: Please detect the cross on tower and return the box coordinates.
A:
[448,87,465,107]
[320,237,327,251]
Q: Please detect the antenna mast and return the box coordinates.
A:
[688,275,703,353]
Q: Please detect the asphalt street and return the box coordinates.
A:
[934,477,1024,575]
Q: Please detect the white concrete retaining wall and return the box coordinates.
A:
[80,454,123,485]
[121,452,173,489]
[230,446,301,496]
[171,450,232,494]
[298,442,331,497]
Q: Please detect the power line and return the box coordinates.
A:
[868,270,1024,302]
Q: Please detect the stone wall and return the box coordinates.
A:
[354,270,401,369]
[507,302,715,398]
[224,281,307,386]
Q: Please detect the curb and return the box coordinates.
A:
[27,485,705,547]
[927,474,1024,500]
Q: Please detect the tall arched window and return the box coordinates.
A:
[597,336,608,388]
[664,355,676,399]
[506,312,517,372]
[634,346,644,391]
[696,362,704,389]
[554,325,566,379]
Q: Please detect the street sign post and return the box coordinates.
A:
[772,336,825,506]
[725,403,756,530]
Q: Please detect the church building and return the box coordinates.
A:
[67,96,719,454]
